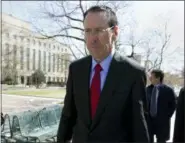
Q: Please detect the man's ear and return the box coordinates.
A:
[113,25,119,36]
[112,26,118,41]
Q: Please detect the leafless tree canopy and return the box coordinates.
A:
[130,18,173,72]
[31,1,182,73]
[33,1,130,59]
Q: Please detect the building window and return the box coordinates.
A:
[20,46,24,70]
[48,77,51,82]
[33,49,36,70]
[6,33,9,38]
[38,50,41,69]
[57,54,60,72]
[21,76,24,84]
[27,48,30,70]
[49,44,51,49]
[5,43,9,54]
[58,54,61,72]
[33,40,36,45]
[48,52,51,72]
[27,76,31,85]
[53,53,55,72]
[39,41,41,46]
[43,51,46,71]
[58,46,60,50]
[64,59,67,70]
[13,35,17,40]
[44,43,46,47]
[13,45,17,69]
[20,36,24,42]
[5,44,10,67]
[60,55,63,72]
[27,38,30,43]
[53,45,55,50]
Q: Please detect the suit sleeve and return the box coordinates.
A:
[141,71,149,116]
[167,87,177,118]
[131,70,150,142]
[173,88,184,142]
[57,64,77,143]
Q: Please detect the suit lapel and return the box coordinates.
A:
[79,56,92,128]
[90,52,122,131]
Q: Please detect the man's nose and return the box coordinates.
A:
[91,38,98,44]
[87,35,98,44]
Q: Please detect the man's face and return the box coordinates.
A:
[149,73,160,85]
[83,11,118,61]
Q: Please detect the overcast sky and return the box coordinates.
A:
[2,1,184,73]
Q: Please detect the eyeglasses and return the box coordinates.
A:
[84,26,114,36]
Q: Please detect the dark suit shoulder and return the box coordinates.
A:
[162,84,174,91]
[116,54,147,85]
[178,87,184,101]
[69,55,91,69]
[180,87,184,95]
[118,55,146,79]
[120,55,145,72]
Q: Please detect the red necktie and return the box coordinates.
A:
[90,64,102,119]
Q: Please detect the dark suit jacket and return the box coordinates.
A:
[57,52,150,143]
[146,84,177,140]
[173,87,184,142]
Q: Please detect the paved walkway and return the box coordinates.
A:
[1,94,63,113]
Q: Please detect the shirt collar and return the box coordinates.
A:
[91,48,115,72]
[154,83,162,88]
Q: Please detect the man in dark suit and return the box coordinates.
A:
[146,69,176,143]
[57,5,149,143]
[173,87,184,142]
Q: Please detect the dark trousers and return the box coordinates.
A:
[149,117,167,143]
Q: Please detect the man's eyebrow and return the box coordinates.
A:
[84,27,105,30]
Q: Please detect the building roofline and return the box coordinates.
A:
[2,12,31,25]
[2,12,70,48]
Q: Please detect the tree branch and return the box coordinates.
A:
[79,0,85,20]
[66,15,83,23]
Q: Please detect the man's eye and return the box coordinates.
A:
[85,29,90,32]
[95,29,102,32]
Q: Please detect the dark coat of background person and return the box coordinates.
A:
[173,87,184,142]
[1,113,4,125]
[57,52,150,143]
[146,84,176,141]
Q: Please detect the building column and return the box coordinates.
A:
[17,75,21,85]
[24,75,27,85]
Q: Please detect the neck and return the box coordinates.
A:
[154,82,161,86]
[95,54,109,63]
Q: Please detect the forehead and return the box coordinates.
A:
[84,12,109,28]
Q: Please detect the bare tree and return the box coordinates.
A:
[140,18,172,72]
[32,1,130,59]
[124,30,144,57]
[153,21,171,69]
[121,18,146,60]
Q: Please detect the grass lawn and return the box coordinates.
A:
[2,88,66,99]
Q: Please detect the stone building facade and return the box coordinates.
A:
[2,13,71,85]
